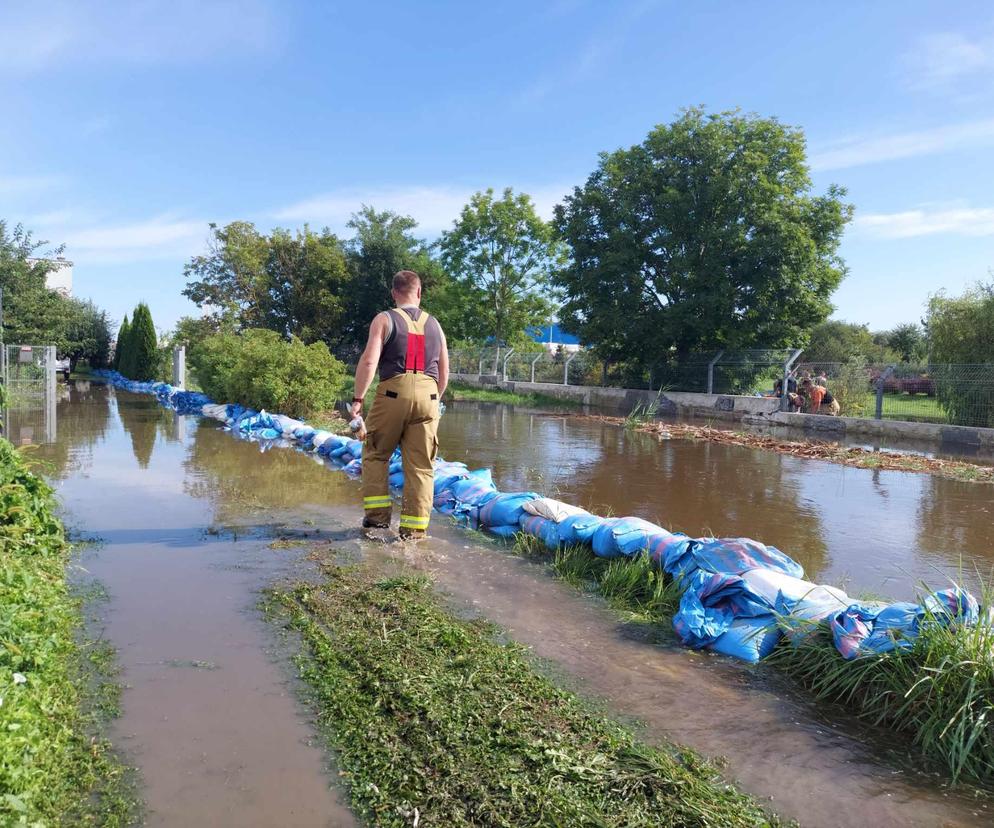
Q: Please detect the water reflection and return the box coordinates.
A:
[116,392,178,469]
[440,403,993,598]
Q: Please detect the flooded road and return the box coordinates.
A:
[19,383,994,826]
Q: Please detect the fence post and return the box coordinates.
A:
[44,346,57,443]
[530,352,542,384]
[876,366,894,420]
[172,345,186,390]
[781,349,804,412]
[706,350,724,395]
[564,352,578,385]
[501,348,515,383]
[478,352,484,376]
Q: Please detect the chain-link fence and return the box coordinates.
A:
[795,362,994,428]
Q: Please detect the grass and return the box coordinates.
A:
[0,438,137,825]
[266,564,783,827]
[770,590,994,784]
[517,532,994,788]
[446,380,580,408]
[517,535,682,629]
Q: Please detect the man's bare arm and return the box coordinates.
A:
[437,328,449,397]
[351,313,389,417]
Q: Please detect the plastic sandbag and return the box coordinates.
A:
[522,497,588,523]
[662,537,804,584]
[519,514,560,549]
[448,472,499,507]
[558,513,609,546]
[672,569,782,650]
[710,616,783,663]
[478,492,540,529]
[389,471,405,488]
[591,517,670,558]
[486,524,520,538]
[342,458,363,477]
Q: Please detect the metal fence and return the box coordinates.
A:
[796,362,994,428]
[450,348,994,428]
[1,344,58,442]
[452,348,803,396]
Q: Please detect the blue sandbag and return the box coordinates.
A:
[478,492,540,529]
[661,537,804,583]
[519,514,560,549]
[487,524,520,538]
[342,458,362,476]
[672,569,781,649]
[591,517,670,558]
[448,473,498,507]
[558,513,610,546]
[389,471,405,488]
[710,617,783,663]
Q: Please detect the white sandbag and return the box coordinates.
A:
[741,568,850,621]
[273,414,304,435]
[311,430,334,449]
[522,497,589,523]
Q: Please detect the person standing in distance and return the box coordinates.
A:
[350,270,449,539]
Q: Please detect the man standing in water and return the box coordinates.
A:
[350,270,449,539]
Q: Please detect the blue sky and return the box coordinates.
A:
[2,0,994,334]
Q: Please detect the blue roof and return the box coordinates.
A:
[527,324,581,346]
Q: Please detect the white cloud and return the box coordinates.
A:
[55,216,208,265]
[274,184,571,236]
[516,0,660,105]
[905,30,994,91]
[0,173,64,196]
[0,0,280,73]
[810,117,994,170]
[855,205,994,239]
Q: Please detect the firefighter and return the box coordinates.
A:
[350,270,449,539]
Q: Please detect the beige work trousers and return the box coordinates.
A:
[361,372,440,534]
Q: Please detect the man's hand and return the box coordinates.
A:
[350,399,363,419]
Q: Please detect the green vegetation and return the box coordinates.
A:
[117,302,159,382]
[267,564,780,827]
[189,328,348,419]
[446,380,579,408]
[0,439,135,825]
[0,221,112,371]
[554,108,853,367]
[515,529,994,786]
[440,188,562,355]
[112,314,129,371]
[770,590,994,784]
[927,282,994,428]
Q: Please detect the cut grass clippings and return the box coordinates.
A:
[587,417,994,484]
[0,438,136,825]
[266,565,783,827]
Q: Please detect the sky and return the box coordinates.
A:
[2,0,994,334]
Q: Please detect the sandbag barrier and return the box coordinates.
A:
[95,370,987,665]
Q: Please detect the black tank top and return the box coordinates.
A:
[378,307,443,382]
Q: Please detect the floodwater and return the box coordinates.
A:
[16,383,994,827]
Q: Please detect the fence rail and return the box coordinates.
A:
[449,349,994,429]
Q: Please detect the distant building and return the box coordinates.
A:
[27,257,73,297]
[527,324,582,354]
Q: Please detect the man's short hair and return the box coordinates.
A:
[392,270,421,294]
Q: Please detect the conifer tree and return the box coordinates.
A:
[113,314,129,371]
[129,303,159,382]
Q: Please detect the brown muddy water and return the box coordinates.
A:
[14,382,994,827]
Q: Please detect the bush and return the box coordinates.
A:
[190,328,347,418]
[831,356,872,417]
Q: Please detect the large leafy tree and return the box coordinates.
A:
[440,188,561,354]
[802,320,895,364]
[554,108,853,364]
[183,222,352,347]
[344,206,483,345]
[0,221,112,368]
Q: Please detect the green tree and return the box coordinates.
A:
[114,314,129,371]
[883,322,927,363]
[183,222,352,346]
[803,320,895,364]
[554,108,853,365]
[927,282,994,427]
[126,303,159,381]
[440,188,561,355]
[60,299,112,371]
[344,206,484,345]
